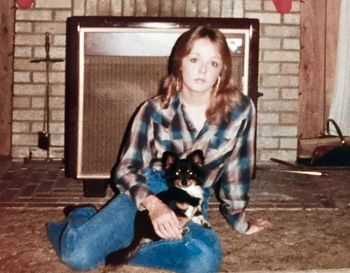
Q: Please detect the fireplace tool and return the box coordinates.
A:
[31,32,63,159]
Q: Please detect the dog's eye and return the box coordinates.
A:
[187,170,193,176]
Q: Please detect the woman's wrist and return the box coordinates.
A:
[141,195,160,213]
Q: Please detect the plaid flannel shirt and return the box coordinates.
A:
[114,93,255,233]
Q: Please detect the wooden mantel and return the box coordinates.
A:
[0,0,15,156]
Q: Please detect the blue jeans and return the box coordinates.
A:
[47,169,222,273]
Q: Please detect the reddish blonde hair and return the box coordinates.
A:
[160,26,242,125]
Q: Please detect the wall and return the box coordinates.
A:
[12,0,300,162]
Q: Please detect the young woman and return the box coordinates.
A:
[47,26,270,273]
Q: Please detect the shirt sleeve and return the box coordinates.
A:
[217,99,256,233]
[113,101,155,208]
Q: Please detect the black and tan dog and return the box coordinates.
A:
[105,150,210,266]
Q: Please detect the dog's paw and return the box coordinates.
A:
[202,220,212,229]
[182,226,190,235]
[192,215,212,229]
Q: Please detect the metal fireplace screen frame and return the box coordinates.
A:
[65,17,259,179]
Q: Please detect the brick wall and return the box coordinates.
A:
[12,0,300,162]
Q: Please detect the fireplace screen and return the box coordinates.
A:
[65,17,259,179]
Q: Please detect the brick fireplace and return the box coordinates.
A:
[7,0,301,164]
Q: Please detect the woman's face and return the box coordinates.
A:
[180,38,223,95]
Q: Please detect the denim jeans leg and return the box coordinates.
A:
[47,193,137,271]
[47,218,69,256]
[129,221,222,273]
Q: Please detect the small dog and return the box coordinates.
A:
[105,150,210,266]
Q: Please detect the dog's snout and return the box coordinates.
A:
[180,177,189,186]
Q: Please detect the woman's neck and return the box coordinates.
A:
[180,91,210,131]
[180,90,210,108]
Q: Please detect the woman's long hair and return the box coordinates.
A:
[160,26,242,125]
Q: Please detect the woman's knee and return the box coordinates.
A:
[183,231,222,273]
[61,248,100,271]
[59,194,136,271]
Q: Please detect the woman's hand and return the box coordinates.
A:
[244,218,271,235]
[141,195,183,240]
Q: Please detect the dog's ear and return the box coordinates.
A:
[188,150,204,166]
[162,151,177,170]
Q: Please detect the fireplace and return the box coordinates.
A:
[64,16,259,196]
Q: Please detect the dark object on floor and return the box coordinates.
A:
[83,179,108,197]
[311,119,350,166]
[270,158,326,176]
[38,131,50,150]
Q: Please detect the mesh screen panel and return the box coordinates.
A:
[81,56,167,177]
